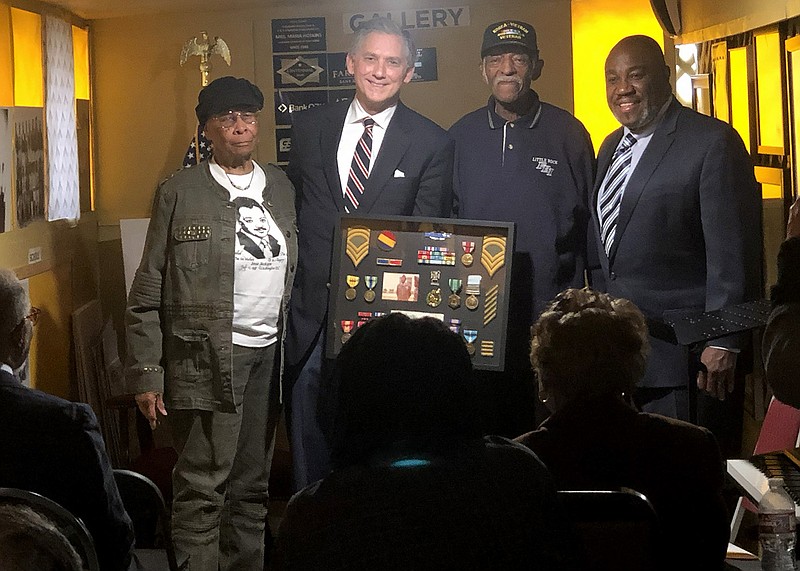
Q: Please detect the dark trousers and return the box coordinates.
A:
[634,348,747,458]
[168,343,279,571]
[286,334,333,492]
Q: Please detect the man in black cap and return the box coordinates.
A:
[449,21,595,437]
[124,76,298,571]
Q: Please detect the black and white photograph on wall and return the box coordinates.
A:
[14,107,46,228]
[0,108,11,233]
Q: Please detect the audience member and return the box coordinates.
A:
[275,313,580,569]
[762,195,800,408]
[515,287,729,571]
[0,503,83,571]
[0,268,134,570]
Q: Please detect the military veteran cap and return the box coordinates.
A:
[195,76,264,125]
[481,20,538,58]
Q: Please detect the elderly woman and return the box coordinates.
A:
[515,287,730,571]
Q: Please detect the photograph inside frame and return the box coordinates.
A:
[327,214,515,371]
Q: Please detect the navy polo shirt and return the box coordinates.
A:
[449,91,595,325]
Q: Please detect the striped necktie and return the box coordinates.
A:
[598,133,637,256]
[344,118,375,213]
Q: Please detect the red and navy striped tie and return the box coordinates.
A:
[344,118,375,213]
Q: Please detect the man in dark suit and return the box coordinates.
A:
[592,35,761,452]
[286,17,454,490]
[0,268,134,570]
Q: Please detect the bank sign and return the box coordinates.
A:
[343,7,470,33]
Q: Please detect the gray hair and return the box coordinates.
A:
[350,17,416,68]
[0,268,28,337]
[0,503,84,570]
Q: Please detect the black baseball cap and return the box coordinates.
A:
[481,20,538,58]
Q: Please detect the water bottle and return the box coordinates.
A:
[759,476,798,570]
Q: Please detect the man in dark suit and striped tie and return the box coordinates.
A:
[285,17,454,491]
[591,35,761,454]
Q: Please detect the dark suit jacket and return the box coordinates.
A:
[285,100,454,366]
[516,395,729,571]
[0,370,134,570]
[591,98,762,388]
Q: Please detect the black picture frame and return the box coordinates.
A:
[327,214,516,371]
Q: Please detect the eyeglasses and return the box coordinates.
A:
[24,307,41,326]
[212,111,259,129]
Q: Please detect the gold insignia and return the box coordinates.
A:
[346,227,370,268]
[480,236,506,278]
[484,284,499,325]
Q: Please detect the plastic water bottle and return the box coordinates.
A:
[759,477,798,570]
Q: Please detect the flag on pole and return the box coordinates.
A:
[182,124,213,168]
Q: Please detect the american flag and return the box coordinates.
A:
[182,124,213,168]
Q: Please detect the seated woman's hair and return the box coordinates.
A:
[531,288,649,401]
[329,313,481,468]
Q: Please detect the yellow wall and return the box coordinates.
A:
[571,0,665,150]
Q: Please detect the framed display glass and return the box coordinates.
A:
[327,215,515,371]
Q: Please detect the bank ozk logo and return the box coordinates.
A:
[278,57,324,86]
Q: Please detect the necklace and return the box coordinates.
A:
[224,168,255,191]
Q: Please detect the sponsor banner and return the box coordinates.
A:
[343,8,469,33]
[275,127,293,163]
[274,90,328,125]
[272,18,326,53]
[273,54,328,88]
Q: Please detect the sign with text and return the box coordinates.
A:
[274,89,356,126]
[343,7,469,33]
[272,18,326,53]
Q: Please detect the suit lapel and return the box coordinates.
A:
[608,98,680,260]
[358,102,412,213]
[593,130,623,208]
[320,102,349,212]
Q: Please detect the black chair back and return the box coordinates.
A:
[557,488,661,571]
[0,486,100,570]
[113,468,178,571]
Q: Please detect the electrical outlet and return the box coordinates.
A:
[28,247,42,264]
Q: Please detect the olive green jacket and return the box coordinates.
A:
[124,162,298,412]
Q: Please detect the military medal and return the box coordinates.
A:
[430,270,441,287]
[465,274,481,310]
[345,275,360,301]
[364,275,377,303]
[448,278,462,309]
[357,311,373,328]
[341,320,354,344]
[461,241,475,267]
[463,329,478,356]
[417,246,456,266]
[449,318,461,334]
[377,230,397,251]
[426,287,442,308]
[480,235,506,278]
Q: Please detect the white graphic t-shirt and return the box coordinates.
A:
[210,159,287,347]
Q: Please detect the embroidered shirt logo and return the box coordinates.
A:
[532,156,557,177]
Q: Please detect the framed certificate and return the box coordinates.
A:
[327,214,515,371]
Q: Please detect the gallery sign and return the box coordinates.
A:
[343,7,469,33]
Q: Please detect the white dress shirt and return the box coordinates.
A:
[337,98,397,196]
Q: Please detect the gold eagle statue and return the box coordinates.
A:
[180,31,231,86]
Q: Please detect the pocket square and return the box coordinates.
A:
[393,169,405,178]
